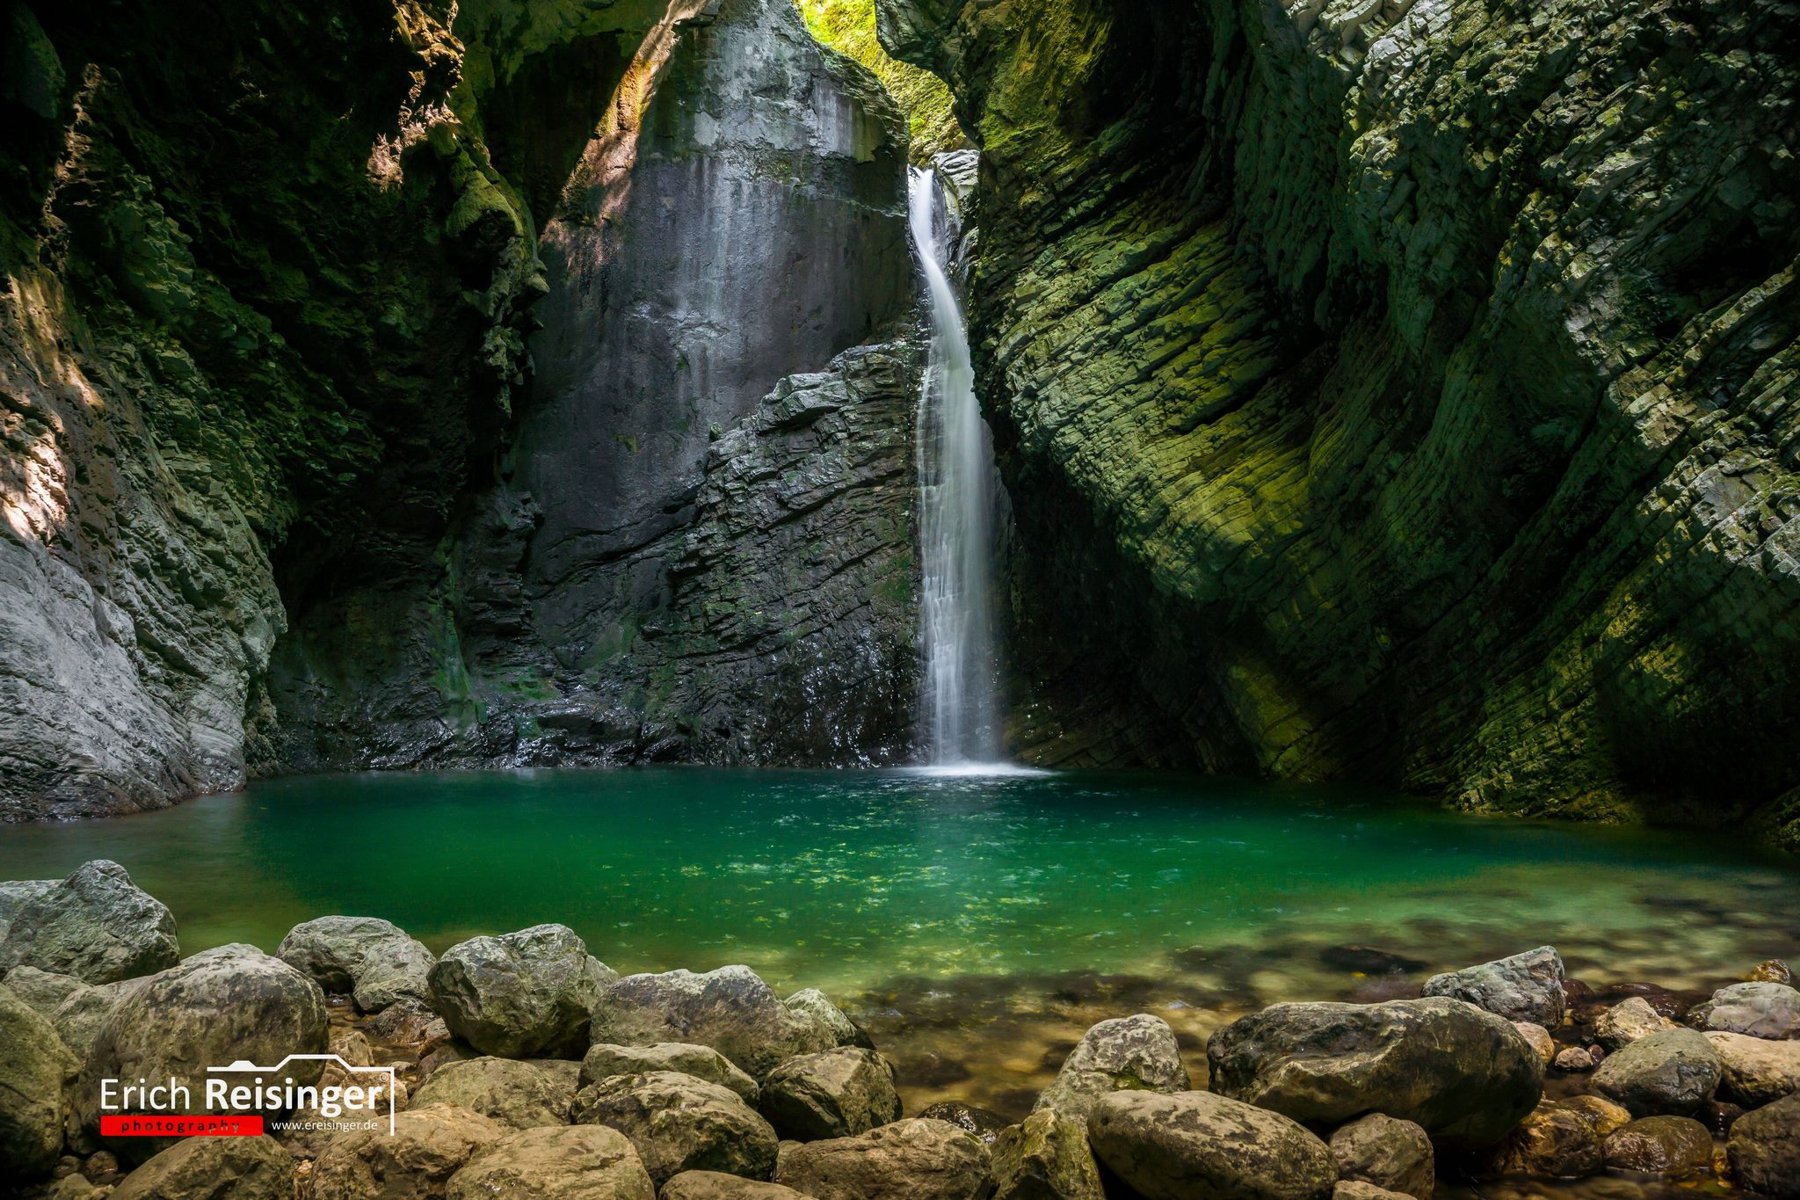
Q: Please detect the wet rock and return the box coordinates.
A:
[661,1172,814,1199]
[1328,1114,1433,1200]
[1707,1031,1800,1106]
[0,983,79,1181]
[447,1124,656,1200]
[572,1070,778,1185]
[916,1101,1010,1145]
[1207,997,1542,1146]
[1513,1022,1555,1067]
[1559,1095,1634,1138]
[1591,1028,1722,1116]
[429,925,614,1059]
[1487,1105,1602,1179]
[785,990,866,1049]
[312,1105,508,1200]
[0,862,178,985]
[1320,947,1426,976]
[1087,1089,1337,1200]
[1422,947,1565,1027]
[1032,1014,1188,1119]
[79,944,328,1154]
[1554,1047,1596,1072]
[1727,1092,1800,1198]
[1748,960,1796,986]
[2,967,86,1020]
[774,1117,992,1200]
[1690,982,1800,1040]
[412,1056,579,1129]
[990,1108,1102,1200]
[1601,1116,1713,1178]
[110,1134,293,1200]
[1596,997,1675,1049]
[277,915,435,1013]
[591,967,849,1079]
[584,1043,760,1104]
[49,979,140,1062]
[760,1047,899,1141]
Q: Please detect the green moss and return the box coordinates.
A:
[795,0,963,162]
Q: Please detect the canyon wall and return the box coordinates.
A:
[878,0,1800,843]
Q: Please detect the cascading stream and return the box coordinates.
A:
[909,166,1004,767]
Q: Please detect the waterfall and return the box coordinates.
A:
[909,166,1004,767]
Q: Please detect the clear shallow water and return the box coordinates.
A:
[1,768,1793,1122]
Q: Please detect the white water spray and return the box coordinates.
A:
[909,166,1005,767]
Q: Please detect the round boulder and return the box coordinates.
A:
[446,1124,655,1200]
[590,967,849,1079]
[1087,1090,1336,1200]
[1708,1030,1800,1106]
[583,1043,759,1104]
[1487,1105,1601,1179]
[1691,982,1800,1040]
[1032,1013,1189,1119]
[1601,1115,1712,1177]
[429,924,615,1059]
[110,1134,293,1200]
[1421,946,1565,1027]
[760,1047,899,1140]
[572,1070,778,1185]
[1206,998,1542,1147]
[1728,1091,1800,1198]
[991,1108,1102,1200]
[0,983,79,1181]
[0,862,178,984]
[1591,1027,1722,1116]
[277,915,436,1013]
[412,1056,580,1129]
[1328,1113,1433,1200]
[774,1117,991,1200]
[1512,1022,1554,1067]
[312,1105,507,1200]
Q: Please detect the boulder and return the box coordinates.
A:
[1486,1105,1601,1179]
[1032,1014,1188,1119]
[1087,1090,1336,1200]
[412,1056,580,1129]
[590,967,849,1079]
[311,1105,508,1200]
[1327,1114,1433,1200]
[774,1117,992,1200]
[1590,1028,1722,1116]
[1333,1186,1412,1200]
[0,862,178,984]
[277,915,435,1013]
[80,944,328,1153]
[110,1134,293,1200]
[429,925,615,1058]
[991,1108,1102,1200]
[1206,998,1542,1146]
[446,1124,656,1200]
[1690,982,1800,1040]
[1748,960,1795,986]
[760,1047,899,1140]
[1728,1092,1800,1198]
[1558,1094,1634,1138]
[1600,1115,1713,1177]
[368,995,453,1049]
[2,967,86,1019]
[1554,1047,1596,1072]
[1708,1030,1800,1106]
[572,1070,777,1185]
[584,1043,759,1103]
[1421,947,1565,1027]
[50,979,140,1062]
[661,1172,813,1199]
[0,983,79,1181]
[1512,1022,1554,1067]
[1595,997,1674,1049]
[0,881,54,943]
[916,1101,1009,1145]
[784,989,864,1047]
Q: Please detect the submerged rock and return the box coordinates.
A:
[572,1070,778,1185]
[1558,1095,1634,1139]
[446,1124,655,1200]
[1690,982,1800,1040]
[109,1135,293,1200]
[584,1043,759,1103]
[411,1056,579,1129]
[1087,1090,1337,1200]
[312,1105,508,1200]
[1600,1116,1713,1178]
[1727,1092,1800,1198]
[0,983,78,1181]
[1748,961,1796,986]
[1032,1013,1189,1119]
[278,915,435,1013]
[774,1117,992,1200]
[916,1101,1010,1145]
[991,1108,1103,1200]
[1422,947,1565,1027]
[590,967,850,1078]
[1708,1030,1800,1106]
[759,1047,900,1141]
[1596,997,1675,1049]
[0,862,178,984]
[1207,998,1542,1145]
[429,924,614,1059]
[1487,1105,1601,1179]
[1328,1113,1433,1200]
[1590,1028,1722,1116]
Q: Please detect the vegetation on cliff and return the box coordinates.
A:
[798,0,963,161]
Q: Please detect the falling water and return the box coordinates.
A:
[909,166,1003,766]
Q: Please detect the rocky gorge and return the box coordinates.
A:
[1,860,1799,1196]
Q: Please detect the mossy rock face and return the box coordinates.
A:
[875,0,1800,832]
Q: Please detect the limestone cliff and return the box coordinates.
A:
[878,0,1800,843]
